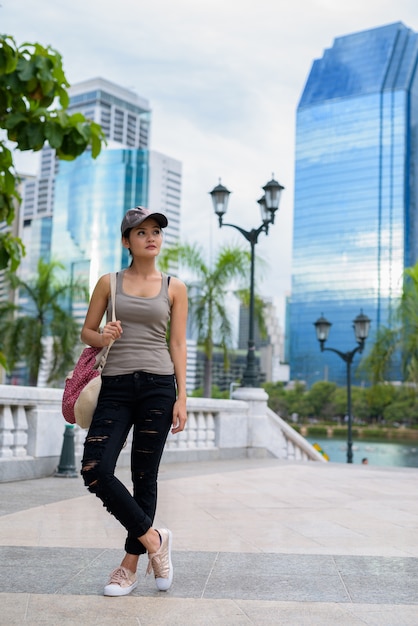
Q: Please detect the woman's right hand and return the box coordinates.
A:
[81,274,121,349]
[101,320,123,346]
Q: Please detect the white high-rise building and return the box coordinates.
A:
[148,151,181,249]
[67,77,151,149]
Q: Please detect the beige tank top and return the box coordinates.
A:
[102,271,174,376]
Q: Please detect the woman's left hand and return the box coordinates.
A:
[171,398,187,434]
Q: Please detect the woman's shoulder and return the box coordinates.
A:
[94,272,118,296]
[96,273,111,287]
[97,271,122,283]
[167,275,187,303]
[166,275,186,289]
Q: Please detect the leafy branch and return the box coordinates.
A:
[0,34,106,271]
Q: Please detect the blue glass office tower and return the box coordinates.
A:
[21,78,182,295]
[51,148,149,288]
[289,22,418,386]
[14,78,183,385]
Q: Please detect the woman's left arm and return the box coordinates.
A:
[168,277,188,434]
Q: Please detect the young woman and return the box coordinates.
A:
[80,206,188,597]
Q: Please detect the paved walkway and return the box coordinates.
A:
[0,457,417,625]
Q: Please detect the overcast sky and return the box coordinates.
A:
[2,0,418,325]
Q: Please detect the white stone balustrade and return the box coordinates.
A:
[0,384,325,482]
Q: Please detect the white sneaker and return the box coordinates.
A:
[104,566,138,597]
[146,528,173,591]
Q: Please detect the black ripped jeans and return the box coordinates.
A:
[81,371,175,555]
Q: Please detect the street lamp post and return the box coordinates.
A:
[210,176,285,387]
[313,312,371,463]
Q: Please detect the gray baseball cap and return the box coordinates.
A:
[121,206,168,234]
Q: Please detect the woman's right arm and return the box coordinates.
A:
[81,274,122,348]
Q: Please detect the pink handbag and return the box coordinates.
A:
[62,273,116,429]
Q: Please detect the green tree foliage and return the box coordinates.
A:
[330,385,346,419]
[264,379,418,428]
[263,381,288,415]
[330,385,369,423]
[382,385,418,425]
[286,383,312,420]
[0,35,105,271]
[364,383,396,422]
[158,242,251,397]
[0,259,89,386]
[360,262,418,384]
[263,381,310,419]
[305,381,337,419]
[234,287,268,341]
[190,385,230,399]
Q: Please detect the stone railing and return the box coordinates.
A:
[0,384,325,482]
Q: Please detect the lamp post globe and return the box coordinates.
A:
[209,181,231,226]
[353,311,371,345]
[314,314,332,349]
[263,177,285,221]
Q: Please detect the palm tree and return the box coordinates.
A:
[0,258,89,386]
[158,243,251,397]
[360,262,418,384]
[234,287,268,342]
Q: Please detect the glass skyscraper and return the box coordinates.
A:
[289,22,418,386]
[20,77,182,295]
[51,148,150,289]
[14,78,185,385]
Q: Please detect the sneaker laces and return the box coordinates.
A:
[146,550,167,579]
[108,566,131,585]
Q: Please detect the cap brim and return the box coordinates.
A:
[151,213,168,228]
[121,211,168,234]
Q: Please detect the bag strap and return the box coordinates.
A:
[110,271,116,322]
[95,272,117,371]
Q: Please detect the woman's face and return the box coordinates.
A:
[123,217,163,258]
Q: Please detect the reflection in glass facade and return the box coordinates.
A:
[51,148,149,292]
[289,22,418,386]
[23,78,182,303]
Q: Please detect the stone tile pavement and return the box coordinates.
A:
[0,457,417,625]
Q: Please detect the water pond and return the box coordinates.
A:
[306,437,418,468]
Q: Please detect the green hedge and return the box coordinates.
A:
[332,427,360,438]
[361,428,388,439]
[306,426,328,437]
[332,427,347,438]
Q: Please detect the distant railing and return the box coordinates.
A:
[0,385,325,482]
